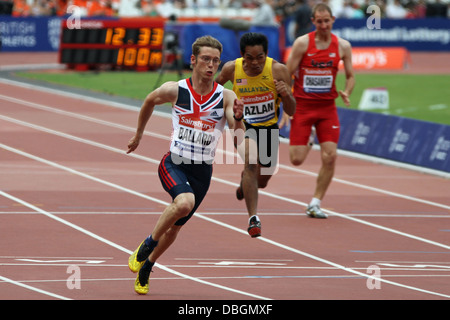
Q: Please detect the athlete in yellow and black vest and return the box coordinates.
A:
[216,32,295,238]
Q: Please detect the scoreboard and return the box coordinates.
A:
[59,19,165,71]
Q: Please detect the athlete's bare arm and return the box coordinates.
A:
[338,38,355,107]
[215,60,236,85]
[286,34,309,77]
[223,88,244,131]
[127,81,178,154]
[272,61,296,116]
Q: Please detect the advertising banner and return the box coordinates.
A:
[2,16,449,53]
[343,47,411,70]
[333,18,450,52]
[279,106,449,173]
[337,108,450,172]
[284,17,450,52]
[0,16,62,52]
[283,46,411,70]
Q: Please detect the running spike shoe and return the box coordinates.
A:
[306,205,328,219]
[128,241,151,273]
[248,216,261,238]
[134,268,152,295]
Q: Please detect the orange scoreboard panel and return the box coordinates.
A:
[59,18,165,71]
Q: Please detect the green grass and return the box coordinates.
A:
[336,73,450,125]
[15,71,450,125]
[15,70,180,101]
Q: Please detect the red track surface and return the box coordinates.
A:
[0,55,449,301]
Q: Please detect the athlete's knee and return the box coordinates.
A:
[290,153,307,166]
[321,150,337,167]
[290,156,304,166]
[289,146,308,166]
[173,193,195,217]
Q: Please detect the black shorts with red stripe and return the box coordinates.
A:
[158,152,213,226]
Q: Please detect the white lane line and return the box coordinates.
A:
[1,143,449,299]
[0,274,71,300]
[1,211,450,218]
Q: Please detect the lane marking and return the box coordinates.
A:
[1,211,449,218]
[6,274,450,287]
[1,143,449,299]
[0,275,71,300]
[16,259,106,264]
[2,262,449,273]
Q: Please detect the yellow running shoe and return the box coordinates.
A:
[128,241,146,273]
[134,265,152,295]
[134,274,149,295]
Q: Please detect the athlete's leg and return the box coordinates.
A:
[314,141,337,200]
[241,137,259,218]
[313,103,339,201]
[148,224,183,263]
[289,144,311,166]
[150,192,195,241]
[289,113,314,166]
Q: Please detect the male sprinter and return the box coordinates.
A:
[127,35,244,294]
[216,32,295,237]
[285,3,355,218]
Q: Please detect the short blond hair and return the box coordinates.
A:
[191,35,223,57]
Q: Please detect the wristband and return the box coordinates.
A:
[233,114,243,121]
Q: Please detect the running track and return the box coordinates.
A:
[0,76,449,301]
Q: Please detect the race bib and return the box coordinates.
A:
[241,92,276,124]
[303,68,334,93]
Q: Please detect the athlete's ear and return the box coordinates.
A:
[190,54,196,70]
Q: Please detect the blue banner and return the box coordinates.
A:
[0,16,63,52]
[337,108,450,172]
[333,18,450,52]
[284,17,450,52]
[280,107,450,173]
[2,16,449,53]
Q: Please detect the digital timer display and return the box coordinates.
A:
[59,19,166,70]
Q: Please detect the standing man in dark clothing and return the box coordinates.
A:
[293,0,312,38]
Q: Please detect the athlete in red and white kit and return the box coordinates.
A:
[285,3,355,218]
[126,36,244,295]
